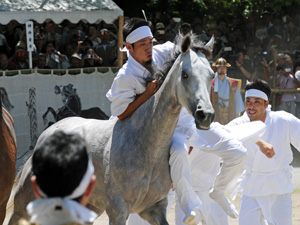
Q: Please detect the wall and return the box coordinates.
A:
[0,68,117,172]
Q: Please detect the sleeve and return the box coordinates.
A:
[175,107,196,140]
[106,75,136,116]
[287,113,300,152]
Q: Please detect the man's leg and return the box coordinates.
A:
[170,133,202,225]
[239,195,266,225]
[192,123,247,218]
[258,193,292,225]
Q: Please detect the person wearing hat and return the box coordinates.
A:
[19,131,97,225]
[228,79,300,225]
[211,57,244,125]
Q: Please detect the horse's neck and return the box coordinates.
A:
[129,61,182,158]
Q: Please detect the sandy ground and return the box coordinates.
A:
[94,149,300,225]
[93,190,300,225]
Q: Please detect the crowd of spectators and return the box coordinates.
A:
[1,11,300,93]
[0,19,119,70]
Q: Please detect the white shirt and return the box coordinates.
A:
[228,110,300,196]
[106,41,174,116]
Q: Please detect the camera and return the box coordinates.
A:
[88,54,94,58]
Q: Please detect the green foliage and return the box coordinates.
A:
[115,0,300,25]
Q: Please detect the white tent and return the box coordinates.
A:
[0,0,123,24]
[0,0,124,67]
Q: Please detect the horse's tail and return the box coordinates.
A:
[5,168,22,222]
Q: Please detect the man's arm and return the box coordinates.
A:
[118,79,158,120]
[256,138,275,158]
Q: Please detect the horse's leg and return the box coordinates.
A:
[106,195,129,225]
[139,198,169,225]
[6,156,36,225]
[42,107,56,124]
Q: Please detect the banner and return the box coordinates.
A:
[0,68,117,171]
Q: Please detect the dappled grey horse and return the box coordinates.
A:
[6,34,215,225]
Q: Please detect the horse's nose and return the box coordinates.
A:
[194,109,215,130]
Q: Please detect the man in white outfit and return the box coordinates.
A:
[174,109,273,225]
[106,18,263,224]
[228,79,300,225]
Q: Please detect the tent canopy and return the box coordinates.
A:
[0,0,123,24]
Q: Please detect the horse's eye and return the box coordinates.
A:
[182,72,189,79]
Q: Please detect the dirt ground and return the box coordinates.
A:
[94,189,300,225]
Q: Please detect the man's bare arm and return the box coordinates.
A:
[256,138,275,158]
[118,80,158,120]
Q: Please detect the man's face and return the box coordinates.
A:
[0,54,8,69]
[37,56,46,68]
[217,66,227,76]
[126,37,153,67]
[245,97,268,122]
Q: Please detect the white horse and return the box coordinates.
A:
[6,34,215,225]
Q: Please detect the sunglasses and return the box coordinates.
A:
[17,52,25,57]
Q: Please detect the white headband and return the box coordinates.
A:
[245,89,268,101]
[38,157,94,199]
[126,26,153,44]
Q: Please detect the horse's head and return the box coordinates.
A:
[175,35,215,129]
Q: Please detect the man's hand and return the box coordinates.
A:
[145,79,158,97]
[256,139,275,158]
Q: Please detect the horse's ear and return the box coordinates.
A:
[205,35,215,53]
[181,34,191,53]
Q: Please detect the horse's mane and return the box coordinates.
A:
[152,34,211,86]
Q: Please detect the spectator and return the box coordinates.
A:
[286,17,300,52]
[165,17,181,42]
[81,47,103,68]
[0,53,10,71]
[33,33,46,63]
[75,39,93,58]
[180,22,192,36]
[0,31,11,55]
[95,28,117,66]
[276,62,297,114]
[192,20,208,42]
[35,53,50,69]
[267,13,288,45]
[233,48,253,89]
[9,48,29,70]
[42,41,67,69]
[20,131,97,225]
[45,21,63,51]
[153,22,169,45]
[3,20,19,57]
[86,24,101,48]
[211,57,245,125]
[69,53,82,69]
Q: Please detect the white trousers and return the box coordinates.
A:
[239,193,292,225]
[169,131,202,215]
[175,191,229,225]
[127,190,175,225]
